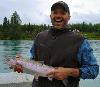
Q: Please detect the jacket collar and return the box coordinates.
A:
[49,27,70,36]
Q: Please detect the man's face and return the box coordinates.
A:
[50,9,70,29]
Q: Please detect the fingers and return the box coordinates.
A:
[72,29,80,33]
[46,71,54,76]
[34,73,39,81]
[46,71,55,78]
[46,71,64,80]
[46,67,68,80]
[46,69,59,78]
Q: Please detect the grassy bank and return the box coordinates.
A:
[82,32,100,40]
[0,32,100,40]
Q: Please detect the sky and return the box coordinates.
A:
[0,0,100,25]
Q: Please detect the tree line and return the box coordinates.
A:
[0,11,100,40]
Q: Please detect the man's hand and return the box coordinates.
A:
[47,67,79,80]
[47,67,69,80]
[72,29,80,33]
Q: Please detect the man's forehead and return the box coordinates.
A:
[51,8,68,13]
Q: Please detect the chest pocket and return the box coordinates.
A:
[37,42,51,65]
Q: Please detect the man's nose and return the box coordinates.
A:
[55,13,62,17]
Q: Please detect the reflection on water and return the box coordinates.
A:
[1,40,21,56]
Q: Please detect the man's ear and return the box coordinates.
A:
[68,15,71,21]
[50,14,51,19]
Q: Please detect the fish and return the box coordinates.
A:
[7,57,55,77]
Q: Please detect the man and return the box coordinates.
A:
[30,1,99,87]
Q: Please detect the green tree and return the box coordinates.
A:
[3,17,8,27]
[11,11,22,25]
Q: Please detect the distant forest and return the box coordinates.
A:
[0,11,100,40]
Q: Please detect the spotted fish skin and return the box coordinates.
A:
[8,58,55,77]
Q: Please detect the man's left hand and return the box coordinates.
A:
[47,67,70,80]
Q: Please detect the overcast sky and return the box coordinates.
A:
[0,0,100,25]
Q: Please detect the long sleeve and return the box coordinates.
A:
[30,42,36,60]
[77,39,99,79]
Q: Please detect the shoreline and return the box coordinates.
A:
[0,39,99,40]
[0,72,34,84]
[0,82,32,87]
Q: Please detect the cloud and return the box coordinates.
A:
[0,0,100,24]
[70,12,100,24]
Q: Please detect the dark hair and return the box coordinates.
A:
[51,1,70,14]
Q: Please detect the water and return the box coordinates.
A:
[0,40,33,73]
[0,40,100,87]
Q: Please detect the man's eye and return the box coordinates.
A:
[53,12,66,15]
[53,11,57,14]
[61,12,66,15]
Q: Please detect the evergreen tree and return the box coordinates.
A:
[10,11,22,25]
[3,17,8,26]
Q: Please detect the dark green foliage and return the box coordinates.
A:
[71,22,100,33]
[11,11,22,25]
[0,11,100,40]
[3,17,8,26]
